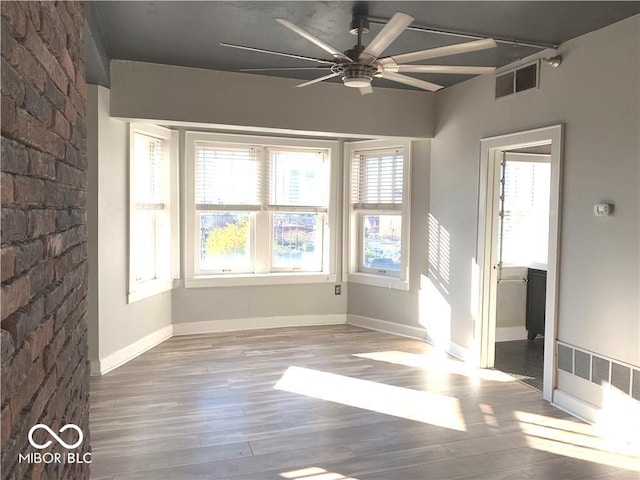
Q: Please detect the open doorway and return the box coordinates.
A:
[493,147,551,391]
[476,125,563,403]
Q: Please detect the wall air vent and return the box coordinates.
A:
[495,61,539,99]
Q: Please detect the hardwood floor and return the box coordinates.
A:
[89,325,639,479]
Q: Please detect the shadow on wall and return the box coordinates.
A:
[420,214,452,349]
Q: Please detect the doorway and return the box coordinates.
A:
[476,125,563,402]
[493,148,551,391]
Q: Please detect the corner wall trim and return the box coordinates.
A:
[347,314,427,341]
[92,324,174,376]
[173,314,347,336]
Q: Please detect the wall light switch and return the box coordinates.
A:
[594,203,612,217]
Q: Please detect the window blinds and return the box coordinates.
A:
[352,148,404,209]
[195,143,261,210]
[134,133,163,205]
[267,148,328,210]
[501,161,551,265]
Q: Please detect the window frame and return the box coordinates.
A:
[344,139,412,291]
[128,123,179,303]
[500,154,551,270]
[185,131,339,288]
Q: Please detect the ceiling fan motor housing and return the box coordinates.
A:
[332,63,377,87]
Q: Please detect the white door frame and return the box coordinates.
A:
[476,125,563,402]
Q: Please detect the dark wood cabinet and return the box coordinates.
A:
[526,268,547,340]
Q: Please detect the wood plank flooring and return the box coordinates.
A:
[89,325,640,479]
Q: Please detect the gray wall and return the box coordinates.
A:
[104,62,437,332]
[430,15,639,366]
[90,17,639,399]
[172,283,346,324]
[347,141,431,329]
[109,61,435,139]
[87,85,172,367]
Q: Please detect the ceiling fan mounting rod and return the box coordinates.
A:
[367,17,558,50]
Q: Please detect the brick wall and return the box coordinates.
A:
[1,2,89,479]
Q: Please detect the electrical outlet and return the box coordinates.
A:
[334,285,341,295]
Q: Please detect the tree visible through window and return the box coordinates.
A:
[192,138,330,275]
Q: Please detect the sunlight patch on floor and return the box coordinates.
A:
[279,467,358,480]
[354,350,515,383]
[516,411,640,472]
[275,366,467,431]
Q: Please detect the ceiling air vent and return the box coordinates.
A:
[495,61,539,99]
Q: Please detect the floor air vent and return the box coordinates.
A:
[495,61,539,99]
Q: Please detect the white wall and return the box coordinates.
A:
[87,85,173,374]
[109,61,435,139]
[431,15,639,370]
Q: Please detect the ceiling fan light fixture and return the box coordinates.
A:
[338,63,376,88]
[343,75,372,88]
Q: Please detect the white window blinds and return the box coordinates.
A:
[501,161,551,265]
[268,148,328,210]
[352,148,404,209]
[134,133,163,205]
[195,143,261,210]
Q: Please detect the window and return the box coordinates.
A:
[346,140,411,290]
[500,159,551,267]
[128,124,178,302]
[185,132,338,287]
[195,144,261,274]
[268,147,328,273]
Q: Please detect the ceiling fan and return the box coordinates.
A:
[221,12,497,95]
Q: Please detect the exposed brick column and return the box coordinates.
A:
[1,2,89,479]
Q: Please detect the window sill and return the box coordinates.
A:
[128,279,178,304]
[346,272,409,291]
[185,272,337,288]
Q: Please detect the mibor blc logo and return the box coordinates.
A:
[19,424,92,464]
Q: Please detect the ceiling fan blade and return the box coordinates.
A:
[276,19,352,62]
[359,12,414,63]
[359,84,373,95]
[388,38,497,64]
[220,42,336,65]
[240,66,333,72]
[397,65,495,74]
[295,72,340,88]
[383,72,443,92]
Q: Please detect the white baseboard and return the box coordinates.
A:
[92,324,173,376]
[552,389,599,425]
[347,314,427,341]
[496,326,529,342]
[173,314,347,336]
[553,388,640,445]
